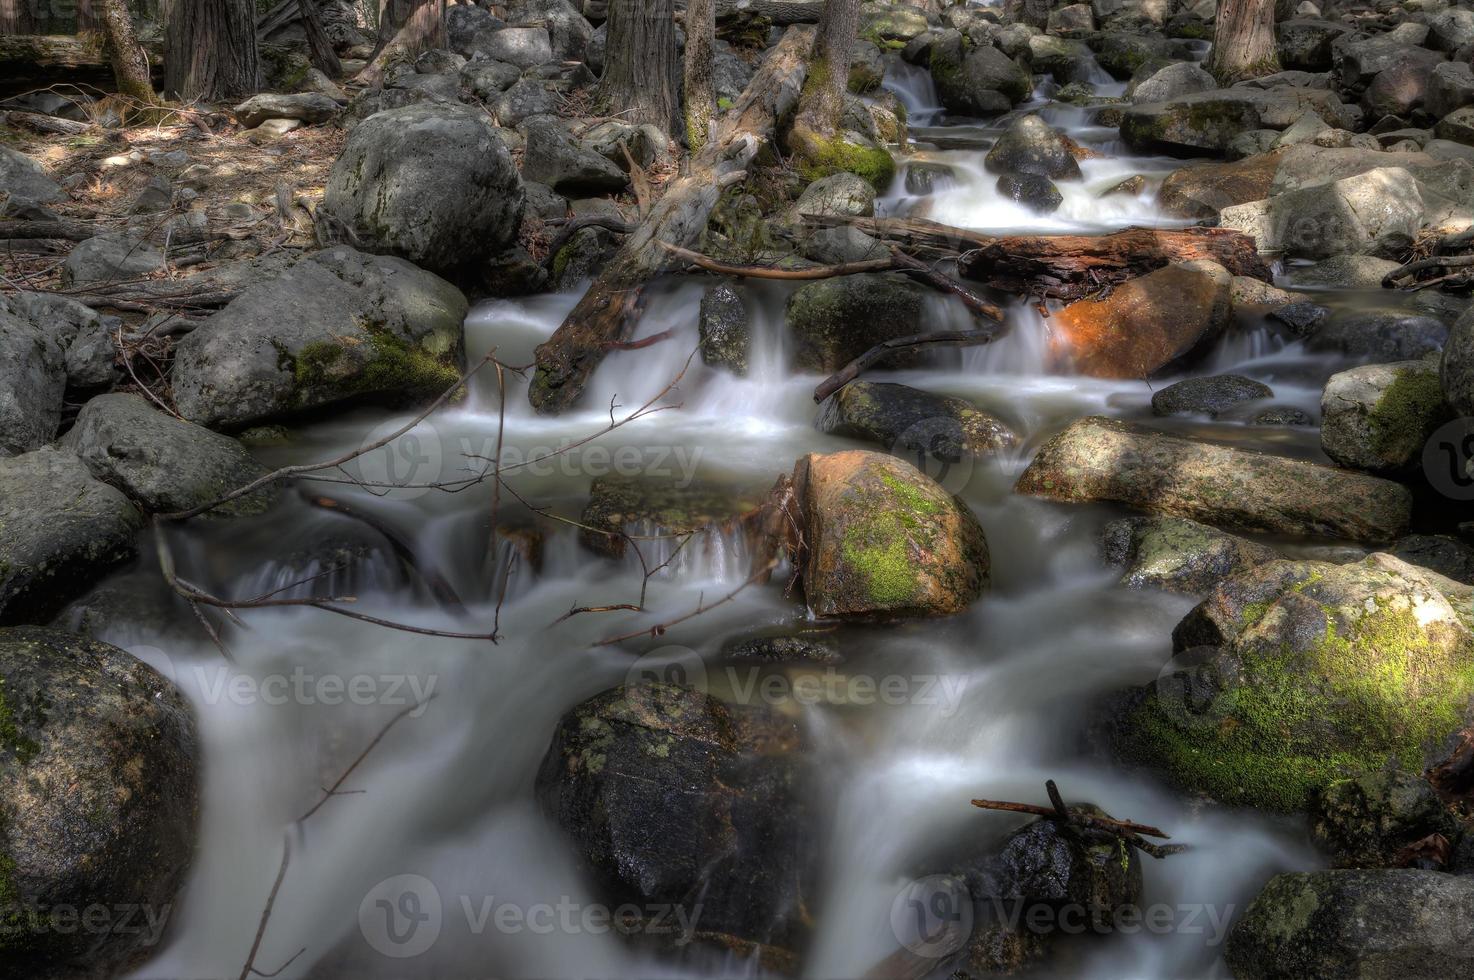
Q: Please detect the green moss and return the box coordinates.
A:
[1368,366,1447,459]
[291,324,461,404]
[797,135,897,192]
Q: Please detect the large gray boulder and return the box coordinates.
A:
[1122,85,1357,157]
[0,627,198,980]
[984,114,1082,179]
[1427,61,1474,120]
[1320,357,1449,473]
[60,233,166,288]
[0,448,144,624]
[0,300,65,456]
[1131,61,1215,104]
[172,247,468,429]
[519,115,628,195]
[479,26,554,67]
[4,291,120,391]
[1227,870,1474,979]
[0,145,62,210]
[320,102,524,279]
[62,394,277,516]
[930,31,1033,116]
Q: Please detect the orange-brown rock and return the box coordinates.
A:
[1158,150,1283,219]
[1048,261,1233,379]
[793,450,988,619]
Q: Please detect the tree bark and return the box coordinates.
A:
[1208,0,1280,84]
[599,0,680,135]
[358,0,443,86]
[683,0,717,150]
[97,0,159,104]
[0,0,37,34]
[165,0,261,102]
[529,26,815,414]
[788,0,857,160]
[298,0,344,77]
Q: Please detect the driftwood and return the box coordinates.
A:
[528,25,815,414]
[0,110,94,136]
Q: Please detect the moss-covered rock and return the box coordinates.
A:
[1120,92,1265,157]
[1309,770,1462,868]
[817,381,1018,460]
[786,273,928,373]
[849,39,886,93]
[1320,357,1451,473]
[794,451,989,619]
[1110,554,1474,811]
[0,627,197,977]
[579,474,768,560]
[929,31,1032,117]
[1101,515,1278,595]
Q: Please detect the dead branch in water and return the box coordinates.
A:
[813,327,1006,403]
[972,780,1187,859]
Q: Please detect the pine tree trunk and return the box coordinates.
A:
[97,0,158,104]
[298,0,344,77]
[599,0,679,135]
[0,0,36,34]
[165,0,260,102]
[1208,0,1280,83]
[788,0,883,183]
[683,0,716,150]
[358,0,443,85]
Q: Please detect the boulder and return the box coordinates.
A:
[1028,35,1096,85]
[1150,374,1273,418]
[171,247,467,429]
[849,39,886,93]
[520,115,628,195]
[1263,166,1471,259]
[1047,3,1095,36]
[996,172,1063,212]
[535,682,812,957]
[904,161,958,195]
[0,627,198,980]
[1310,770,1462,868]
[2,291,119,392]
[1427,61,1474,120]
[1094,32,1175,80]
[1102,515,1277,594]
[479,26,553,67]
[1430,8,1474,53]
[1311,310,1449,362]
[1440,305,1474,417]
[460,59,521,100]
[0,146,62,209]
[816,381,1018,460]
[1226,871,1474,978]
[1048,262,1233,379]
[319,102,524,279]
[513,0,592,62]
[233,92,340,128]
[1363,54,1439,119]
[984,115,1082,179]
[1016,416,1413,543]
[1436,105,1474,146]
[795,450,988,619]
[698,281,749,375]
[1335,34,1445,90]
[862,2,931,43]
[62,394,277,516]
[60,234,165,288]
[1121,93,1264,156]
[1276,19,1353,72]
[1320,357,1449,472]
[1158,151,1282,219]
[446,2,502,56]
[794,171,876,218]
[930,32,1033,116]
[786,274,929,373]
[0,448,144,624]
[1391,534,1474,586]
[492,78,560,126]
[1112,554,1473,810]
[1131,61,1216,104]
[0,299,65,456]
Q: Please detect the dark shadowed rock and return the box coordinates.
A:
[520,115,629,195]
[0,298,65,456]
[1311,310,1448,363]
[817,381,1017,460]
[1101,515,1277,594]
[1309,770,1462,869]
[698,282,749,375]
[930,32,1033,116]
[1150,375,1273,418]
[1390,534,1474,585]
[786,274,929,373]
[996,172,1063,212]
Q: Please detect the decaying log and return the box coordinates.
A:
[0,33,109,71]
[0,110,94,136]
[801,214,997,258]
[528,25,814,414]
[713,0,824,24]
[957,226,1270,300]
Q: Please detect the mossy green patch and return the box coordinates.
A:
[290,323,461,405]
[796,136,897,192]
[1368,365,1447,459]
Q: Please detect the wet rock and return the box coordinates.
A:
[61,393,277,517]
[1226,870,1474,978]
[550,225,616,289]
[233,92,339,128]
[1016,416,1412,544]
[1320,357,1450,472]
[320,103,523,280]
[483,244,550,296]
[60,233,166,289]
[1390,534,1474,586]
[794,171,876,218]
[1247,405,1314,426]
[1121,92,1264,156]
[1310,770,1462,868]
[520,115,628,195]
[0,448,145,624]
[1151,374,1274,418]
[1277,19,1353,72]
[1101,174,1146,196]
[1102,515,1277,594]
[1113,554,1472,810]
[0,627,198,980]
[1287,254,1401,289]
[1230,276,1304,309]
[579,474,765,560]
[698,282,749,375]
[794,451,989,619]
[1131,61,1215,104]
[904,161,958,194]
[480,26,553,67]
[1158,151,1281,219]
[0,145,62,210]
[1094,32,1174,80]
[996,172,1063,212]
[930,32,1033,116]
[722,633,842,665]
[1048,262,1233,379]
[535,682,812,957]
[1268,303,1329,338]
[1311,310,1449,363]
[816,381,1018,460]
[172,247,467,429]
[1028,35,1096,85]
[786,274,929,373]
[984,115,1082,180]
[0,299,65,456]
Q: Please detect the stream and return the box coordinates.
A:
[109,44,1423,980]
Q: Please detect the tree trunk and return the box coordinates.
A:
[599,0,679,135]
[683,0,716,150]
[1208,0,1279,83]
[0,0,36,34]
[97,0,158,104]
[787,0,890,186]
[165,0,260,102]
[359,0,443,86]
[298,0,344,77]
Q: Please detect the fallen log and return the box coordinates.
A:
[713,0,824,24]
[0,110,94,136]
[0,34,108,71]
[528,25,814,414]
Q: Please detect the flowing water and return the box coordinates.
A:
[109,52,1429,980]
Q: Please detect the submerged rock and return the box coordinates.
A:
[1016,416,1412,544]
[1319,357,1449,473]
[0,627,198,979]
[1101,515,1277,594]
[1309,770,1462,869]
[1226,870,1474,978]
[794,451,989,619]
[0,448,145,625]
[1150,375,1273,418]
[172,247,467,430]
[579,474,765,560]
[817,381,1018,460]
[535,682,812,961]
[785,274,929,373]
[1112,554,1474,811]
